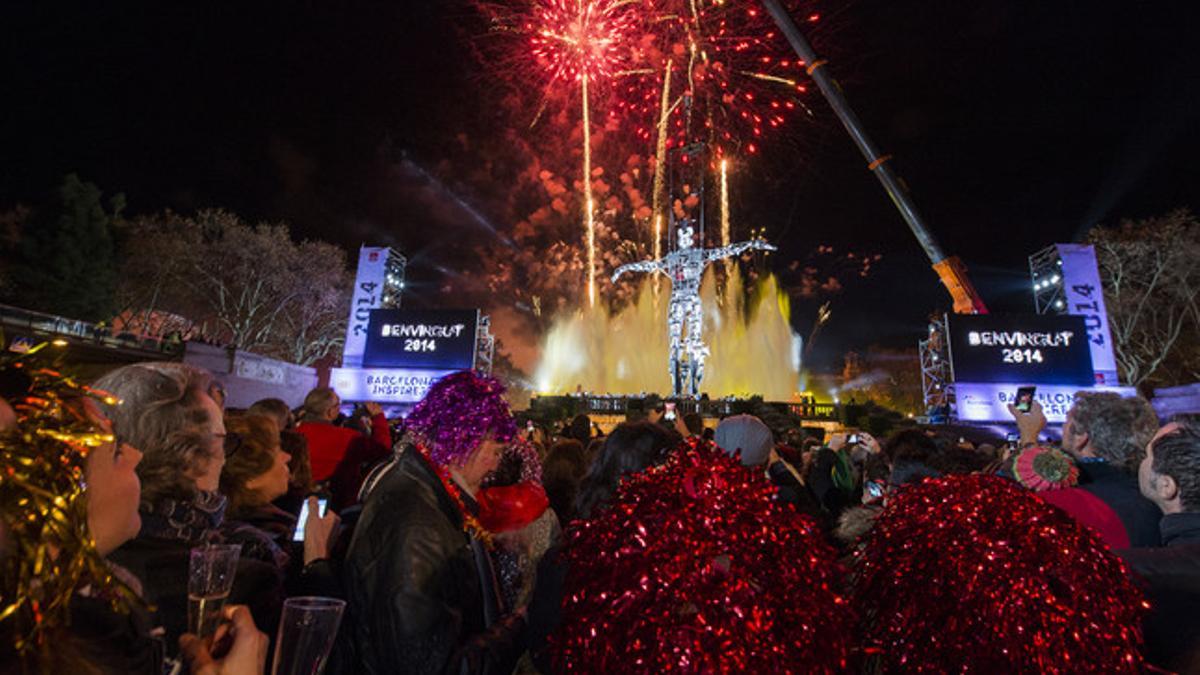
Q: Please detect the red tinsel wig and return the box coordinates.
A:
[853,474,1146,672]
[548,439,854,673]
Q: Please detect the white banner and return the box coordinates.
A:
[1056,244,1119,385]
[956,382,1134,423]
[330,367,457,404]
[342,246,390,368]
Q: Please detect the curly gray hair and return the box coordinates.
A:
[93,362,217,508]
[1069,391,1158,468]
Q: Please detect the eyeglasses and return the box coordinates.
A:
[214,432,242,458]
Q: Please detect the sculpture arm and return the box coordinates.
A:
[703,238,777,263]
[611,258,665,282]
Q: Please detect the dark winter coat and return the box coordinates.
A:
[1077,459,1162,547]
[227,501,344,601]
[108,494,285,658]
[767,458,826,523]
[0,593,164,675]
[1120,512,1200,673]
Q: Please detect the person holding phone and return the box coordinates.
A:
[221,415,340,561]
[221,414,342,614]
[1007,392,1046,450]
[1009,391,1162,549]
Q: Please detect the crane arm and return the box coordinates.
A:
[933,256,988,315]
[762,0,988,314]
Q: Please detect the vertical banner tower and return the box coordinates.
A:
[1029,244,1119,385]
[342,246,407,368]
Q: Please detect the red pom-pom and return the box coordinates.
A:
[549,440,854,673]
[853,474,1146,672]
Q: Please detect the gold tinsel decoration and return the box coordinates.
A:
[0,344,139,657]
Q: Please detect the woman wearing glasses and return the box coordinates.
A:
[96,362,285,659]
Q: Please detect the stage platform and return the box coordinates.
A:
[528,394,841,428]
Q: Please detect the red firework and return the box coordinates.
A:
[613,0,823,156]
[528,0,640,84]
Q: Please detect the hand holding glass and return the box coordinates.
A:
[188,544,242,640]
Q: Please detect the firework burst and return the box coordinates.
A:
[528,0,640,84]
[612,0,822,157]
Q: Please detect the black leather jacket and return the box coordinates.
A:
[339,446,523,674]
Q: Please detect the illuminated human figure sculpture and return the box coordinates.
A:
[612,223,776,397]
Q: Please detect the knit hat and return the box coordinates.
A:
[714,414,774,467]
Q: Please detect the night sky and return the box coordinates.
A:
[3,1,1198,372]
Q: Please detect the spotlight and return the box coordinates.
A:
[51,338,68,347]
[1054,300,1065,309]
[1051,274,1061,284]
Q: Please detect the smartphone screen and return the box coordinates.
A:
[292,498,328,542]
[663,402,676,420]
[1015,386,1036,413]
[846,433,860,445]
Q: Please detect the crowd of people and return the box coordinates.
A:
[1,358,1198,673]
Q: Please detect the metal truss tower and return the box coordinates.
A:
[918,313,955,420]
[1029,245,1067,315]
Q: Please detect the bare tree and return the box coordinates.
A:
[114,211,201,335]
[117,209,353,364]
[266,240,352,365]
[1088,209,1200,387]
[187,210,307,351]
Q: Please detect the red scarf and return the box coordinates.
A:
[415,445,494,549]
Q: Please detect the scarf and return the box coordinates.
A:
[139,490,227,544]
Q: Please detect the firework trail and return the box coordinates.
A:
[513,0,641,306]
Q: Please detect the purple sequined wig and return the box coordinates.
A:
[405,371,517,465]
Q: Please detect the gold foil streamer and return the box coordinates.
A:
[0,346,138,658]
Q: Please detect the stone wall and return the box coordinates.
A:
[182,342,317,409]
[1152,383,1200,420]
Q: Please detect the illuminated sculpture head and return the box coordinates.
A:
[677,224,695,250]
